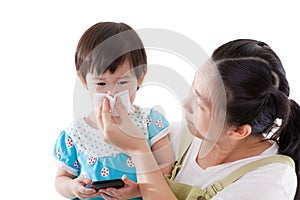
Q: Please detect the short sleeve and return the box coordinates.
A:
[53,131,79,176]
[146,108,170,145]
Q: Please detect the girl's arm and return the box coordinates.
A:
[98,98,177,199]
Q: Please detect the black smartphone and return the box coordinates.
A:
[91,179,125,190]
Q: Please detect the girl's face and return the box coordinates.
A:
[85,59,145,103]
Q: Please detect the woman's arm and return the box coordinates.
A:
[98,98,177,199]
[133,149,177,200]
[151,135,174,175]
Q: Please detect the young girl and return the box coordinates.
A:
[53,22,174,200]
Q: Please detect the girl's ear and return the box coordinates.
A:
[229,124,252,140]
[77,71,88,89]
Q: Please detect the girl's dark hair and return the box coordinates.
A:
[75,22,147,82]
[212,39,300,199]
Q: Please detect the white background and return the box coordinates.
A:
[0,0,299,199]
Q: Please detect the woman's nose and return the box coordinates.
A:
[182,95,193,113]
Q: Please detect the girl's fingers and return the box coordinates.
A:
[121,175,131,184]
[105,188,119,197]
[101,193,118,200]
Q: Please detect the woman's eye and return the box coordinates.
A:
[96,82,106,86]
[194,96,205,110]
[118,81,128,85]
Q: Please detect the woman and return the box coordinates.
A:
[97,39,300,199]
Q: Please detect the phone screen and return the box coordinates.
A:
[91,179,125,190]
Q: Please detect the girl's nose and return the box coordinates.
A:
[106,85,116,97]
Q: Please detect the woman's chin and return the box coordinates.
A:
[187,124,205,139]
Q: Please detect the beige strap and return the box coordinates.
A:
[178,126,194,163]
[170,127,194,180]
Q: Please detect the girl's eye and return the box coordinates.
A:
[97,82,106,86]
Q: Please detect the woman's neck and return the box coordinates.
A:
[196,136,273,169]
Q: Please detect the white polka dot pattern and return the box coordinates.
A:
[66,106,150,158]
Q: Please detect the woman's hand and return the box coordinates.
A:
[97,97,150,154]
[99,175,141,200]
[97,98,177,199]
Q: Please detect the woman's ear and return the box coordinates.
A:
[77,71,88,89]
[230,124,252,140]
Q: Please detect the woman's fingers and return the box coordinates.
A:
[97,99,104,130]
[99,98,115,129]
[115,97,129,119]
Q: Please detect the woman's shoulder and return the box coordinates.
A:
[217,143,296,198]
[218,155,297,199]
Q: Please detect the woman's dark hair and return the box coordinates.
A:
[212,39,300,199]
[75,22,147,82]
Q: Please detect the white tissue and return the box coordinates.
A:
[94,90,133,116]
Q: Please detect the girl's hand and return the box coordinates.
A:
[99,175,141,200]
[70,177,101,199]
[97,97,150,154]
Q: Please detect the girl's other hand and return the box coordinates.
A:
[99,175,141,200]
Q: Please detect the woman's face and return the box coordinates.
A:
[183,60,227,156]
[183,67,211,139]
